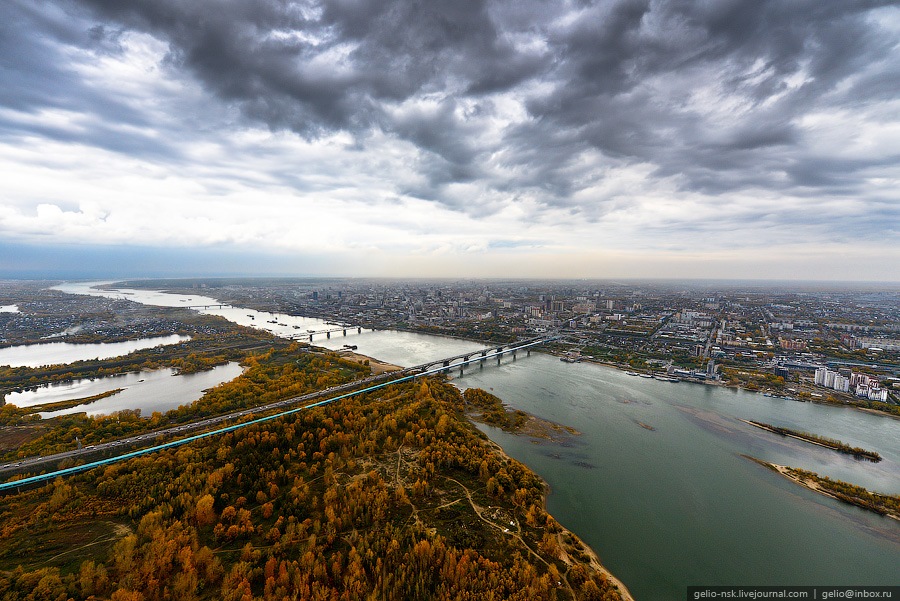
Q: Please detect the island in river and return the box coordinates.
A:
[740,419,882,461]
[747,457,900,522]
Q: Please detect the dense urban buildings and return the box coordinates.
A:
[111,278,899,406]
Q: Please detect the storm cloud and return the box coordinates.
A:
[1,0,898,278]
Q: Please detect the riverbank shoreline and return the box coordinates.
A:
[337,350,403,375]
[739,419,881,461]
[487,433,635,601]
[576,541,634,601]
[745,456,900,523]
[323,349,634,596]
[132,295,636,597]
[34,282,900,597]
[856,406,900,421]
[564,354,900,422]
[450,388,633,598]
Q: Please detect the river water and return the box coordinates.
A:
[456,356,900,598]
[0,334,191,368]
[5,362,244,418]
[53,282,900,599]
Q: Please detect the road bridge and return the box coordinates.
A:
[181,303,232,310]
[289,325,365,341]
[0,336,556,493]
[405,336,557,373]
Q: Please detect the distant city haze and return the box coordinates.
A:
[1,1,898,281]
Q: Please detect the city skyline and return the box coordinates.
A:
[2,1,899,280]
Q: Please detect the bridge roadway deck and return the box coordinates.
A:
[0,336,555,492]
[404,335,555,371]
[288,325,363,340]
[181,304,232,309]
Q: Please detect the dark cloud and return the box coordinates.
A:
[1,0,897,218]
[0,2,183,161]
[515,0,899,200]
[0,4,95,112]
[57,0,556,200]
[63,0,548,134]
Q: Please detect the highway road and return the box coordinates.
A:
[0,338,552,492]
[0,362,408,477]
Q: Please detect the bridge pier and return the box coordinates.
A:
[401,336,551,378]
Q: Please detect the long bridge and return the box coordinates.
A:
[173,302,363,340]
[178,308,365,341]
[406,336,556,373]
[289,326,365,341]
[181,303,233,310]
[0,336,557,492]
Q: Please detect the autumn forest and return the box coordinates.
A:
[0,341,626,601]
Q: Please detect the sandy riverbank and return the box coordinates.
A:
[739,419,881,461]
[339,351,403,375]
[350,347,633,598]
[746,456,900,523]
[855,406,900,420]
[739,419,834,450]
[567,534,635,601]
[457,387,632,598]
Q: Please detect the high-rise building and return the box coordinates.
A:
[869,388,889,402]
[833,374,850,392]
[814,367,828,386]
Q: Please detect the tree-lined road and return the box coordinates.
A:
[0,337,554,491]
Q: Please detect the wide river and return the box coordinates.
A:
[5,362,244,418]
[55,282,900,599]
[0,334,190,368]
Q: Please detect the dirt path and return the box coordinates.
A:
[43,522,132,565]
[441,475,577,597]
[394,444,424,528]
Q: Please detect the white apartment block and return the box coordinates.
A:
[815,368,882,397]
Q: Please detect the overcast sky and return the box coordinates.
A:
[1,0,898,280]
